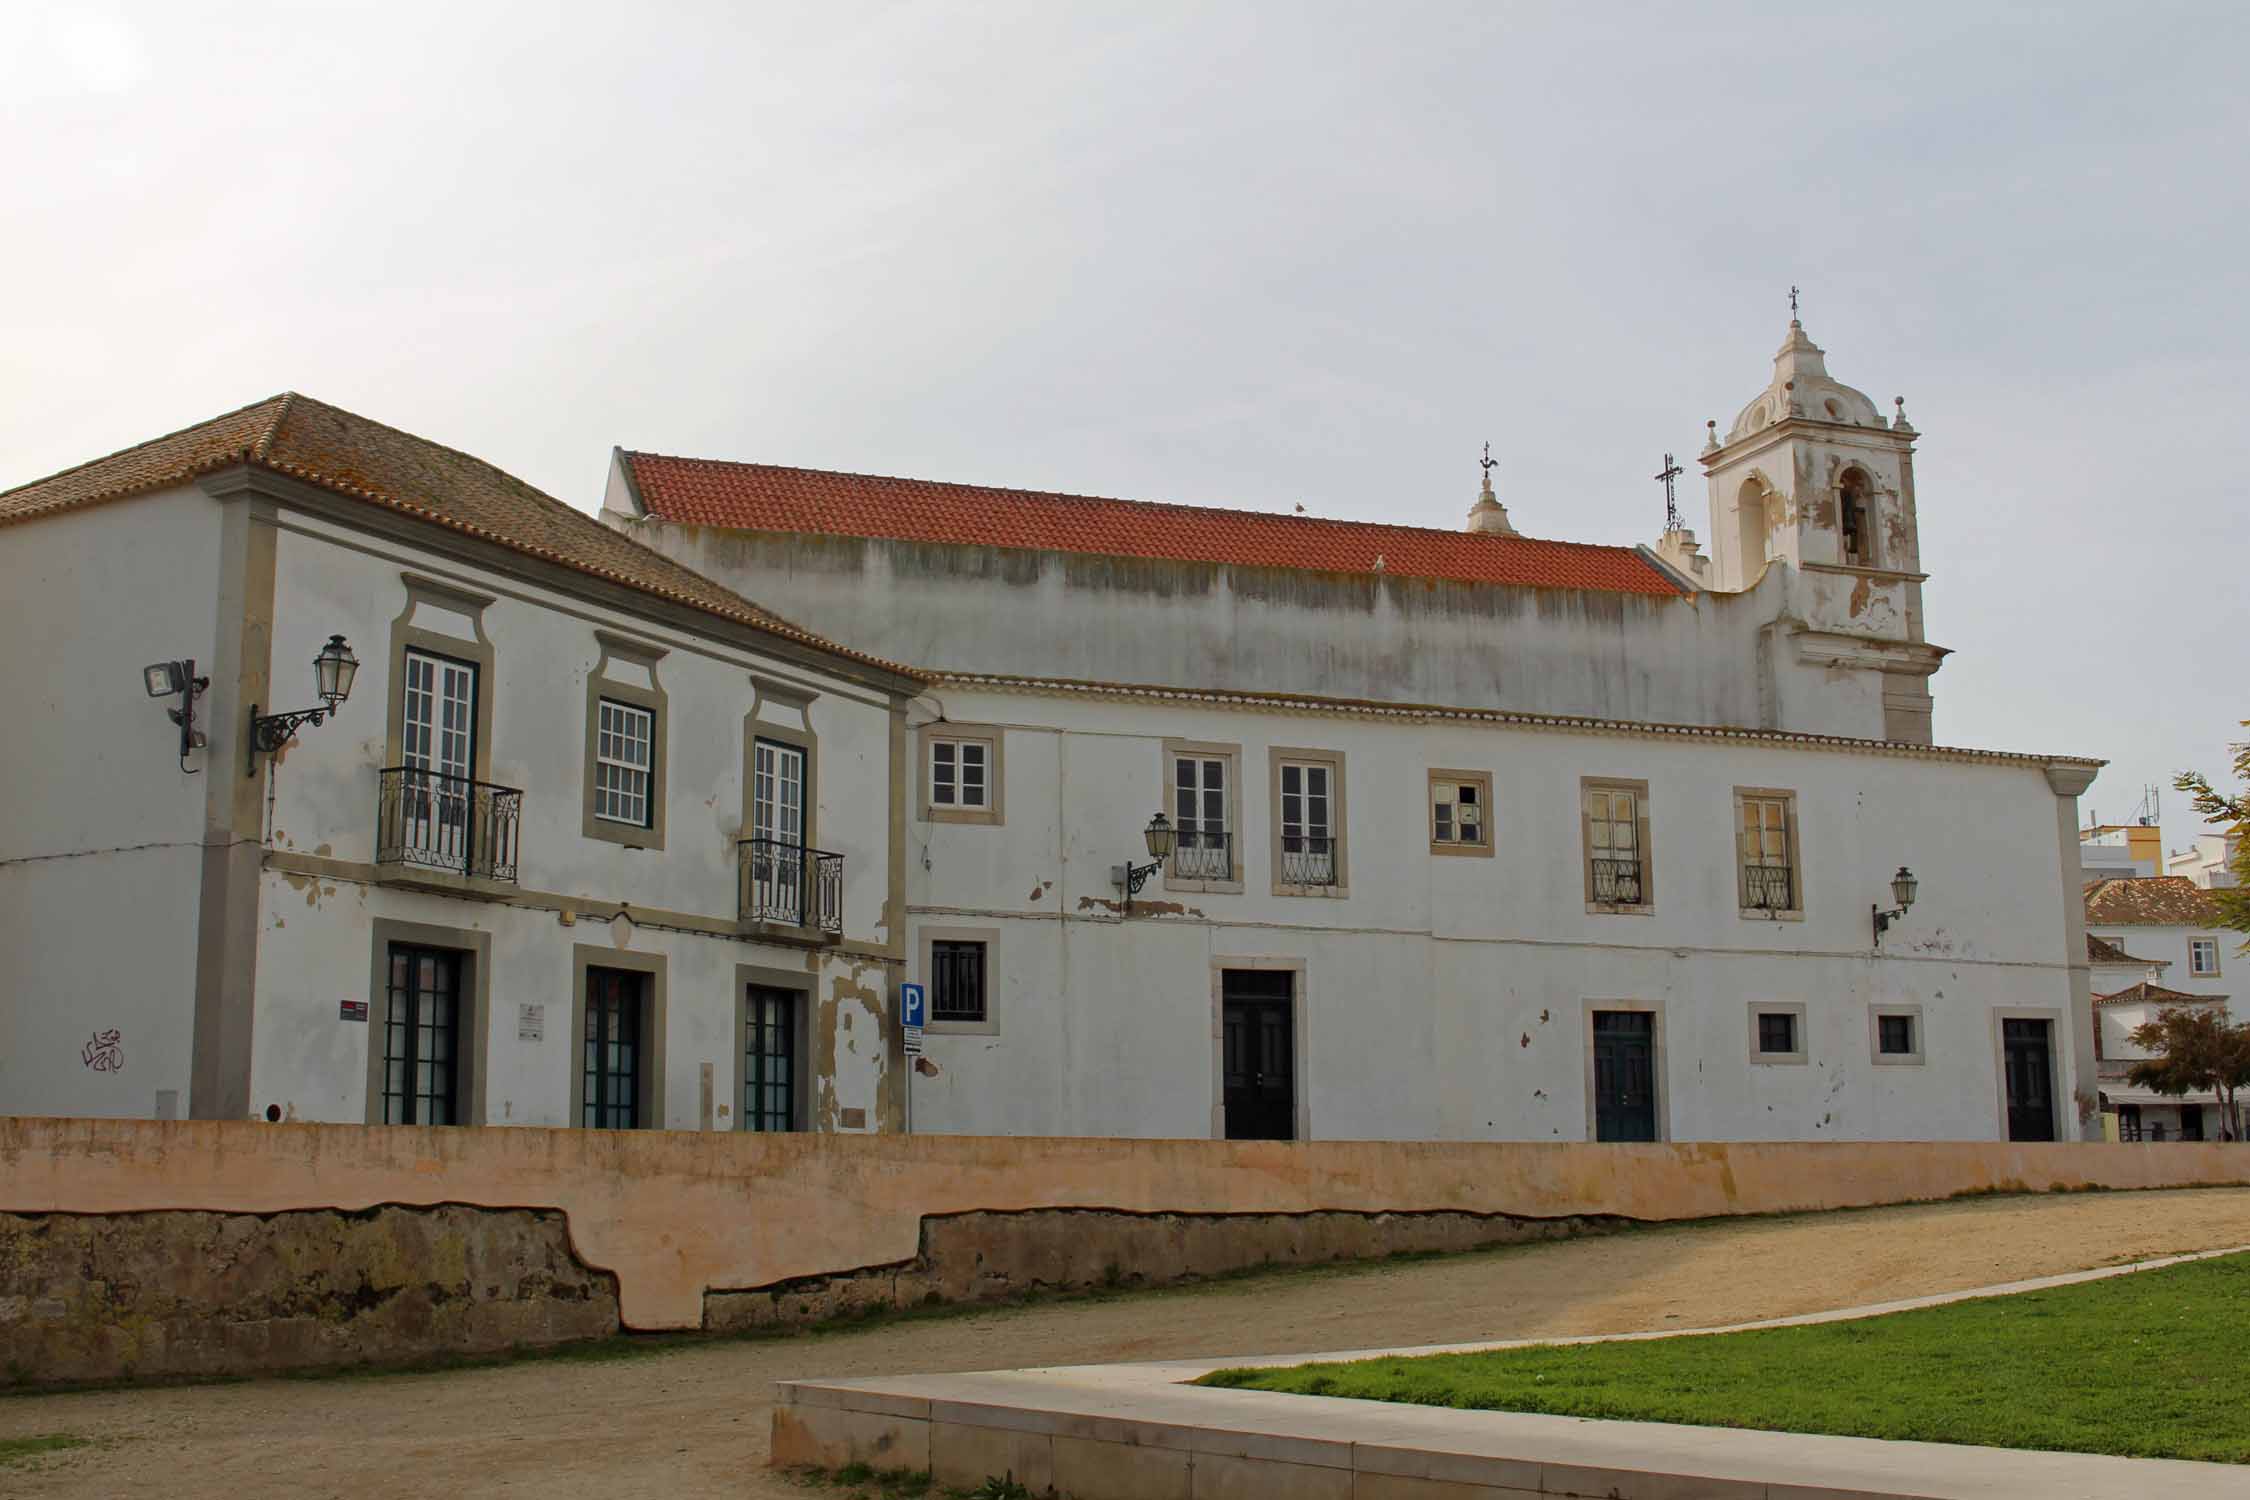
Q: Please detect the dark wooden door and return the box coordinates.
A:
[583,968,644,1130]
[1222,970,1294,1141]
[1592,1010,1658,1142]
[743,984,798,1133]
[2003,1018,2055,1142]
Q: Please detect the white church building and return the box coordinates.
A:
[604,317,2107,1144]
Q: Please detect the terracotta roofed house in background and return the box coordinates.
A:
[2084,877,2229,928]
[614,452,1687,596]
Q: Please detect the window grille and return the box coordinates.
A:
[932,940,986,1023]
[1757,1011,1797,1055]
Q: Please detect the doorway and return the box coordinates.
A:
[1592,1009,1659,1142]
[1221,969,1295,1141]
[2002,1018,2056,1142]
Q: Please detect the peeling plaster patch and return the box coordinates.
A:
[1848,575,1873,618]
[1075,895,1202,918]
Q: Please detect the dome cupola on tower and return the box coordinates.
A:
[1725,319,1886,442]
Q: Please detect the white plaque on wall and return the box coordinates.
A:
[518,1002,545,1043]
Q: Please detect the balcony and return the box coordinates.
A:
[738,838,844,942]
[1590,855,1645,906]
[1168,828,1233,883]
[1742,863,1795,912]
[377,766,523,889]
[1278,835,1338,888]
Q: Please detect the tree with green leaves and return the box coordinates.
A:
[2175,722,2250,935]
[2127,1006,2250,1142]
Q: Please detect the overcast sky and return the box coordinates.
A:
[6,3,2243,853]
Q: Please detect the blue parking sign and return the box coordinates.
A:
[901,982,927,1029]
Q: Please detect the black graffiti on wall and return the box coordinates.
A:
[81,1030,123,1072]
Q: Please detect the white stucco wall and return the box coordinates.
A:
[605,510,1911,744]
[2087,924,2233,1001]
[902,685,2086,1143]
[0,488,225,1118]
[241,509,901,1130]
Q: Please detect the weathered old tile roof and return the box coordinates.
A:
[619,452,1689,597]
[2088,932,2168,968]
[0,395,922,684]
[2085,876,2229,927]
[2093,981,2224,1007]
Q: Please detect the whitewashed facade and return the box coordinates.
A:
[0,397,919,1130]
[609,318,2110,1142]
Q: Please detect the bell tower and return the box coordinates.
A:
[1699,309,1945,743]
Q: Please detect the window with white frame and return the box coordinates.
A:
[1277,759,1338,886]
[1737,791,1797,913]
[594,699,654,827]
[929,737,989,811]
[2191,938,2221,977]
[1171,752,1233,880]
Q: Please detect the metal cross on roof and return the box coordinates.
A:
[1789,284,1800,319]
[1655,452,1683,532]
[1479,441,1497,477]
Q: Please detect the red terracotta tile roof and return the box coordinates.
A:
[620,453,1688,597]
[2093,981,2224,1007]
[2088,933,2167,968]
[0,395,921,685]
[2084,877,2229,927]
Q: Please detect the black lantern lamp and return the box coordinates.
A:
[1872,865,1918,943]
[247,634,359,775]
[1113,813,1176,914]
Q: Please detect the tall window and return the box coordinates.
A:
[401,649,477,859]
[1737,793,1795,912]
[381,944,461,1125]
[594,699,654,827]
[929,738,989,810]
[753,740,806,846]
[582,967,643,1129]
[1277,760,1337,886]
[1431,782,1485,850]
[2191,938,2221,977]
[743,985,797,1133]
[1584,782,1648,907]
[1840,470,1874,567]
[1172,754,1232,880]
[931,940,987,1023]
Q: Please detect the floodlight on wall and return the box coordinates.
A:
[246,634,359,775]
[1110,813,1177,915]
[1872,865,1919,944]
[144,657,211,770]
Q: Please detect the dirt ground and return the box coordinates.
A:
[7,1188,2250,1499]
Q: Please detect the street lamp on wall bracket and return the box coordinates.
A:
[246,634,360,776]
[1871,865,1919,946]
[1110,813,1177,915]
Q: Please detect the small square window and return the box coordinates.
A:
[1878,1013,1915,1055]
[1430,771,1492,856]
[2190,939,2221,977]
[1757,1011,1797,1056]
[930,739,988,809]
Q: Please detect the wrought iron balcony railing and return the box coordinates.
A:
[1278,835,1338,887]
[1168,828,1233,882]
[739,838,844,938]
[1590,855,1645,905]
[377,766,523,883]
[1741,863,1795,911]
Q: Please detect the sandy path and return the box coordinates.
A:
[6,1187,2249,1499]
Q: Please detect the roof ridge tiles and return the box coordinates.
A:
[621,451,1686,595]
[0,391,289,509]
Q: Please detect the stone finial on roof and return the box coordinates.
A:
[1465,441,1520,537]
[1702,419,1721,456]
[1892,396,1917,435]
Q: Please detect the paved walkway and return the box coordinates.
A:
[4,1188,2250,1498]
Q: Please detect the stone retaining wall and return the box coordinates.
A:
[4,1117,2246,1384]
[0,1204,616,1384]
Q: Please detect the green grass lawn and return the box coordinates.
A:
[1200,1252,2250,1463]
